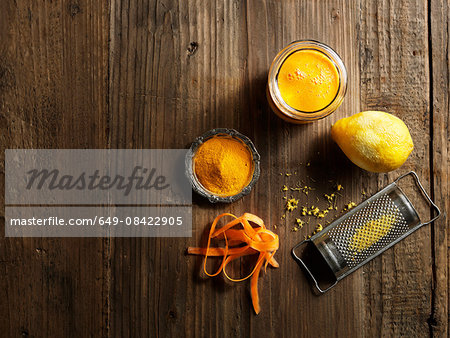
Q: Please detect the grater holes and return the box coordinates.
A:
[327,193,409,268]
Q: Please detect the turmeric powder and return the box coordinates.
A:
[194,136,253,196]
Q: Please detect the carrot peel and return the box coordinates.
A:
[187,213,279,314]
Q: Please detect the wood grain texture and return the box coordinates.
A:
[359,1,435,336]
[107,0,365,337]
[429,0,449,336]
[0,0,448,337]
[0,0,109,337]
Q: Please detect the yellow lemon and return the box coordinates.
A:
[331,111,414,173]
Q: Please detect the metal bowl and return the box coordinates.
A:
[185,128,261,203]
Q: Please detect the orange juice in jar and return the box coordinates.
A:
[267,40,347,123]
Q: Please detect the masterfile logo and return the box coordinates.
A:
[6,149,191,205]
[5,149,192,237]
[25,166,170,196]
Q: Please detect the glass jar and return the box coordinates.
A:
[267,40,347,123]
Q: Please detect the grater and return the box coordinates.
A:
[291,171,441,293]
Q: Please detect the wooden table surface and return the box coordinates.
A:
[0,0,448,337]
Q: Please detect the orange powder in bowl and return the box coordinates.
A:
[277,49,339,112]
[194,136,253,196]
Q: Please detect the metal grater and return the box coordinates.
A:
[291,171,441,293]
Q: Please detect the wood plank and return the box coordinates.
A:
[244,1,364,337]
[429,0,449,336]
[359,0,434,336]
[108,1,254,335]
[0,0,109,336]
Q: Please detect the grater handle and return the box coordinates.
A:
[291,240,337,294]
[394,171,441,226]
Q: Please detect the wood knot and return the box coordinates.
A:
[331,8,340,21]
[68,3,81,18]
[168,309,177,319]
[187,42,199,57]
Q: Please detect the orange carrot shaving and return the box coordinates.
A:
[187,213,279,314]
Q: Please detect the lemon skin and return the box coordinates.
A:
[331,111,414,173]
